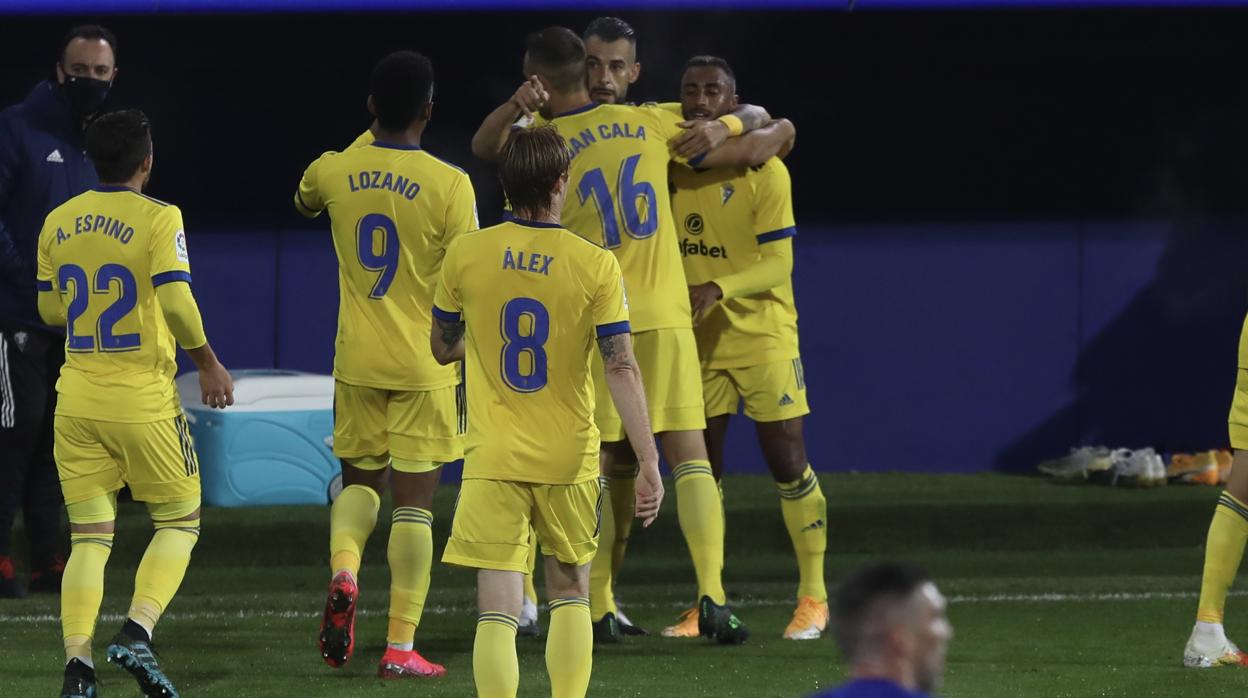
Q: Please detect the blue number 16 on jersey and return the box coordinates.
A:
[499,297,550,393]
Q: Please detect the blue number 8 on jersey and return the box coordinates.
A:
[500,297,550,393]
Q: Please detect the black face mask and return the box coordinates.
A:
[61,75,111,119]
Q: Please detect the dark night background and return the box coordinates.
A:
[3,7,1248,473]
[3,9,1247,223]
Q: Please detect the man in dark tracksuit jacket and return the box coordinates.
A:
[0,25,117,597]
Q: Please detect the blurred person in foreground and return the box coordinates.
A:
[813,563,952,698]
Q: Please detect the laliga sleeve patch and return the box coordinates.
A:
[175,229,189,263]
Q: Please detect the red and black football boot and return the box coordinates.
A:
[318,571,358,668]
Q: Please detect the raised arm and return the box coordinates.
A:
[670,103,772,161]
[597,332,664,526]
[693,118,797,169]
[471,77,549,162]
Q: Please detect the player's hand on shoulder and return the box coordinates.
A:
[199,362,235,410]
[634,458,665,528]
[512,76,549,118]
[672,119,730,160]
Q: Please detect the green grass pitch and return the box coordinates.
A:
[2,473,1246,696]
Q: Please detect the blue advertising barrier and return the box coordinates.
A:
[181,219,1248,474]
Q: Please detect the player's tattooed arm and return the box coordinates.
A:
[597,331,664,525]
[431,316,466,364]
[671,104,773,160]
[732,103,772,133]
[695,118,796,169]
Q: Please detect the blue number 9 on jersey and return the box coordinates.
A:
[356,212,399,299]
[500,297,550,393]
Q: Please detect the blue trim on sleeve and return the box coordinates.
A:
[554,102,600,118]
[595,320,631,338]
[756,226,797,244]
[688,152,708,168]
[432,306,461,323]
[36,279,53,292]
[152,270,192,287]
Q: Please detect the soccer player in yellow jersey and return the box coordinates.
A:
[294,51,478,679]
[1186,320,1248,667]
[671,56,829,641]
[578,15,798,639]
[431,126,663,698]
[35,110,234,698]
[472,27,795,644]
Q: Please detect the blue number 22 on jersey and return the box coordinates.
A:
[58,262,141,352]
[500,297,550,393]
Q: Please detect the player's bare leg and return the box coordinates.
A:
[475,570,524,697]
[320,460,385,668]
[380,467,446,678]
[544,555,593,697]
[1187,449,1248,667]
[660,429,747,643]
[757,417,829,640]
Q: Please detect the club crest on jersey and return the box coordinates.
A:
[721,183,735,205]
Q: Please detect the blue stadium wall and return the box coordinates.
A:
[183,219,1248,474]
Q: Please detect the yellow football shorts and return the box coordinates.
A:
[333,380,464,469]
[704,357,811,423]
[54,413,201,505]
[442,478,602,573]
[593,327,706,441]
[1230,317,1248,449]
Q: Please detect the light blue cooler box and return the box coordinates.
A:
[177,370,340,506]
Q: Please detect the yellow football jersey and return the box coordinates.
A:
[433,219,629,485]
[533,103,691,333]
[295,141,478,391]
[671,157,799,369]
[36,186,193,422]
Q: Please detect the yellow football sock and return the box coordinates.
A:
[589,477,618,621]
[129,519,199,633]
[329,484,380,577]
[523,527,539,605]
[387,506,433,646]
[673,461,726,605]
[62,532,114,663]
[474,613,519,698]
[547,598,593,698]
[610,462,636,579]
[778,465,828,602]
[1198,492,1248,623]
